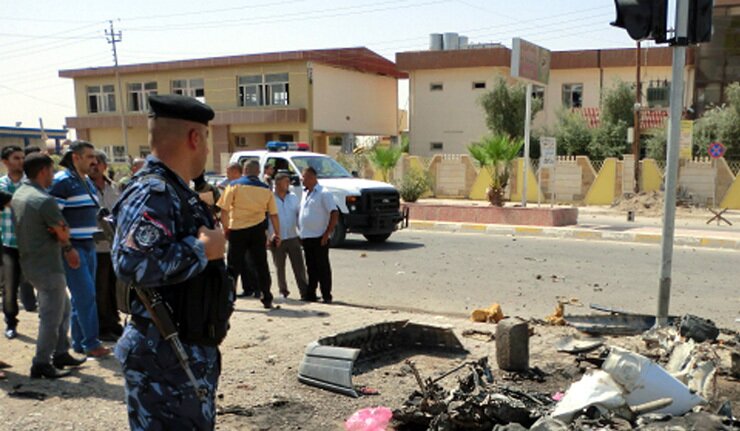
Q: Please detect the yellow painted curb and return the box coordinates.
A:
[514,226,543,234]
[461,223,487,231]
[409,221,435,229]
[574,231,602,240]
[635,234,661,243]
[699,238,736,248]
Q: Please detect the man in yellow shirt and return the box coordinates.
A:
[217,160,280,308]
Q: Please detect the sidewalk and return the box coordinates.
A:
[408,199,740,250]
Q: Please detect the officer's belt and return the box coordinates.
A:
[131,314,153,333]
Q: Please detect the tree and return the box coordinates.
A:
[479,78,543,139]
[589,120,629,159]
[601,80,635,127]
[554,109,592,155]
[644,124,667,160]
[366,145,402,183]
[694,82,740,159]
[468,134,523,206]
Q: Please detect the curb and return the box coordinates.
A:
[407,220,740,250]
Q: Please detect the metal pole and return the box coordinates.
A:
[657,0,689,327]
[633,41,642,193]
[107,20,128,158]
[521,82,532,207]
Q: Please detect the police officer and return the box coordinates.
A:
[111,94,229,430]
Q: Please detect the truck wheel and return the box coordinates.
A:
[329,216,346,247]
[363,233,391,243]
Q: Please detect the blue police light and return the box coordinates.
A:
[266,141,290,151]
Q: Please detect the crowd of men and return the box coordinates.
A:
[0,101,339,391]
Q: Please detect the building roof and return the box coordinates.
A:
[0,126,67,139]
[59,47,406,79]
[396,46,694,71]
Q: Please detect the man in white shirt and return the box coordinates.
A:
[298,167,338,303]
[269,173,307,299]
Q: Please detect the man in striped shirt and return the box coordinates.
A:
[1,146,37,339]
[50,141,110,358]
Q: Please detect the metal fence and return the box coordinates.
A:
[728,160,740,176]
[591,160,605,173]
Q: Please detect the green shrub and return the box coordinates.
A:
[554,109,592,155]
[398,169,431,202]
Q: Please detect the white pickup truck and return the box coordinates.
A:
[228,143,403,246]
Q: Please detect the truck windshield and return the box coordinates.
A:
[292,156,352,179]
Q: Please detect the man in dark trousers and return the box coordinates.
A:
[0,145,37,339]
[217,160,280,308]
[298,167,338,303]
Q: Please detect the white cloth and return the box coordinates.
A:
[269,191,300,240]
[299,185,336,239]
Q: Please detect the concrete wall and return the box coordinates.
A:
[311,63,398,136]
[408,67,510,157]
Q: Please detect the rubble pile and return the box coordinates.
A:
[392,358,553,430]
[612,191,665,216]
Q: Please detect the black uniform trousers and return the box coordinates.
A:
[95,252,121,335]
[228,223,273,306]
[301,237,332,303]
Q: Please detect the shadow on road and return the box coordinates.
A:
[337,238,425,251]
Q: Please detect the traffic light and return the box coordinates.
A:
[612,0,668,43]
[689,0,714,44]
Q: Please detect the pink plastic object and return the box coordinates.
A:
[344,406,393,431]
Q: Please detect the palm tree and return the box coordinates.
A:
[367,145,403,183]
[468,134,523,206]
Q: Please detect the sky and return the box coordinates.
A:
[0,0,646,131]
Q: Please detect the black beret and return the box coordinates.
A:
[148,94,215,126]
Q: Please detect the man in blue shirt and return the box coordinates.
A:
[269,172,307,298]
[50,141,110,358]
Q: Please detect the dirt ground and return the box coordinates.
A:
[0,298,737,430]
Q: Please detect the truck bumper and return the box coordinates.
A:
[344,211,404,235]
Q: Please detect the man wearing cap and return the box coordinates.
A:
[50,141,110,358]
[89,150,122,341]
[217,160,280,308]
[112,94,232,430]
[269,172,307,298]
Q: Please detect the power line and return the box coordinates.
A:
[0,22,104,50]
[123,0,445,32]
[121,0,311,22]
[0,84,74,110]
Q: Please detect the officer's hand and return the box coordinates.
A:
[321,232,330,246]
[198,226,226,260]
[64,248,81,269]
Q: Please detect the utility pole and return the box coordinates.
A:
[105,20,128,158]
[657,0,689,327]
[633,41,642,193]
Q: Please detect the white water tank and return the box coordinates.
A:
[429,33,443,51]
[443,32,459,50]
[459,35,469,49]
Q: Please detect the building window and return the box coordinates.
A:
[172,78,205,102]
[87,85,116,113]
[532,85,545,101]
[139,146,151,158]
[235,136,249,147]
[106,146,128,163]
[430,142,443,151]
[238,73,290,107]
[562,83,583,108]
[647,81,670,108]
[430,83,443,91]
[472,82,486,89]
[128,81,158,112]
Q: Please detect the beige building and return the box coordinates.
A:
[396,46,695,157]
[59,47,404,172]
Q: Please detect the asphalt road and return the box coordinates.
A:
[317,230,740,328]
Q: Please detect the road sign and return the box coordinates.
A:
[679,120,693,160]
[511,38,551,85]
[540,137,557,167]
[708,141,726,159]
